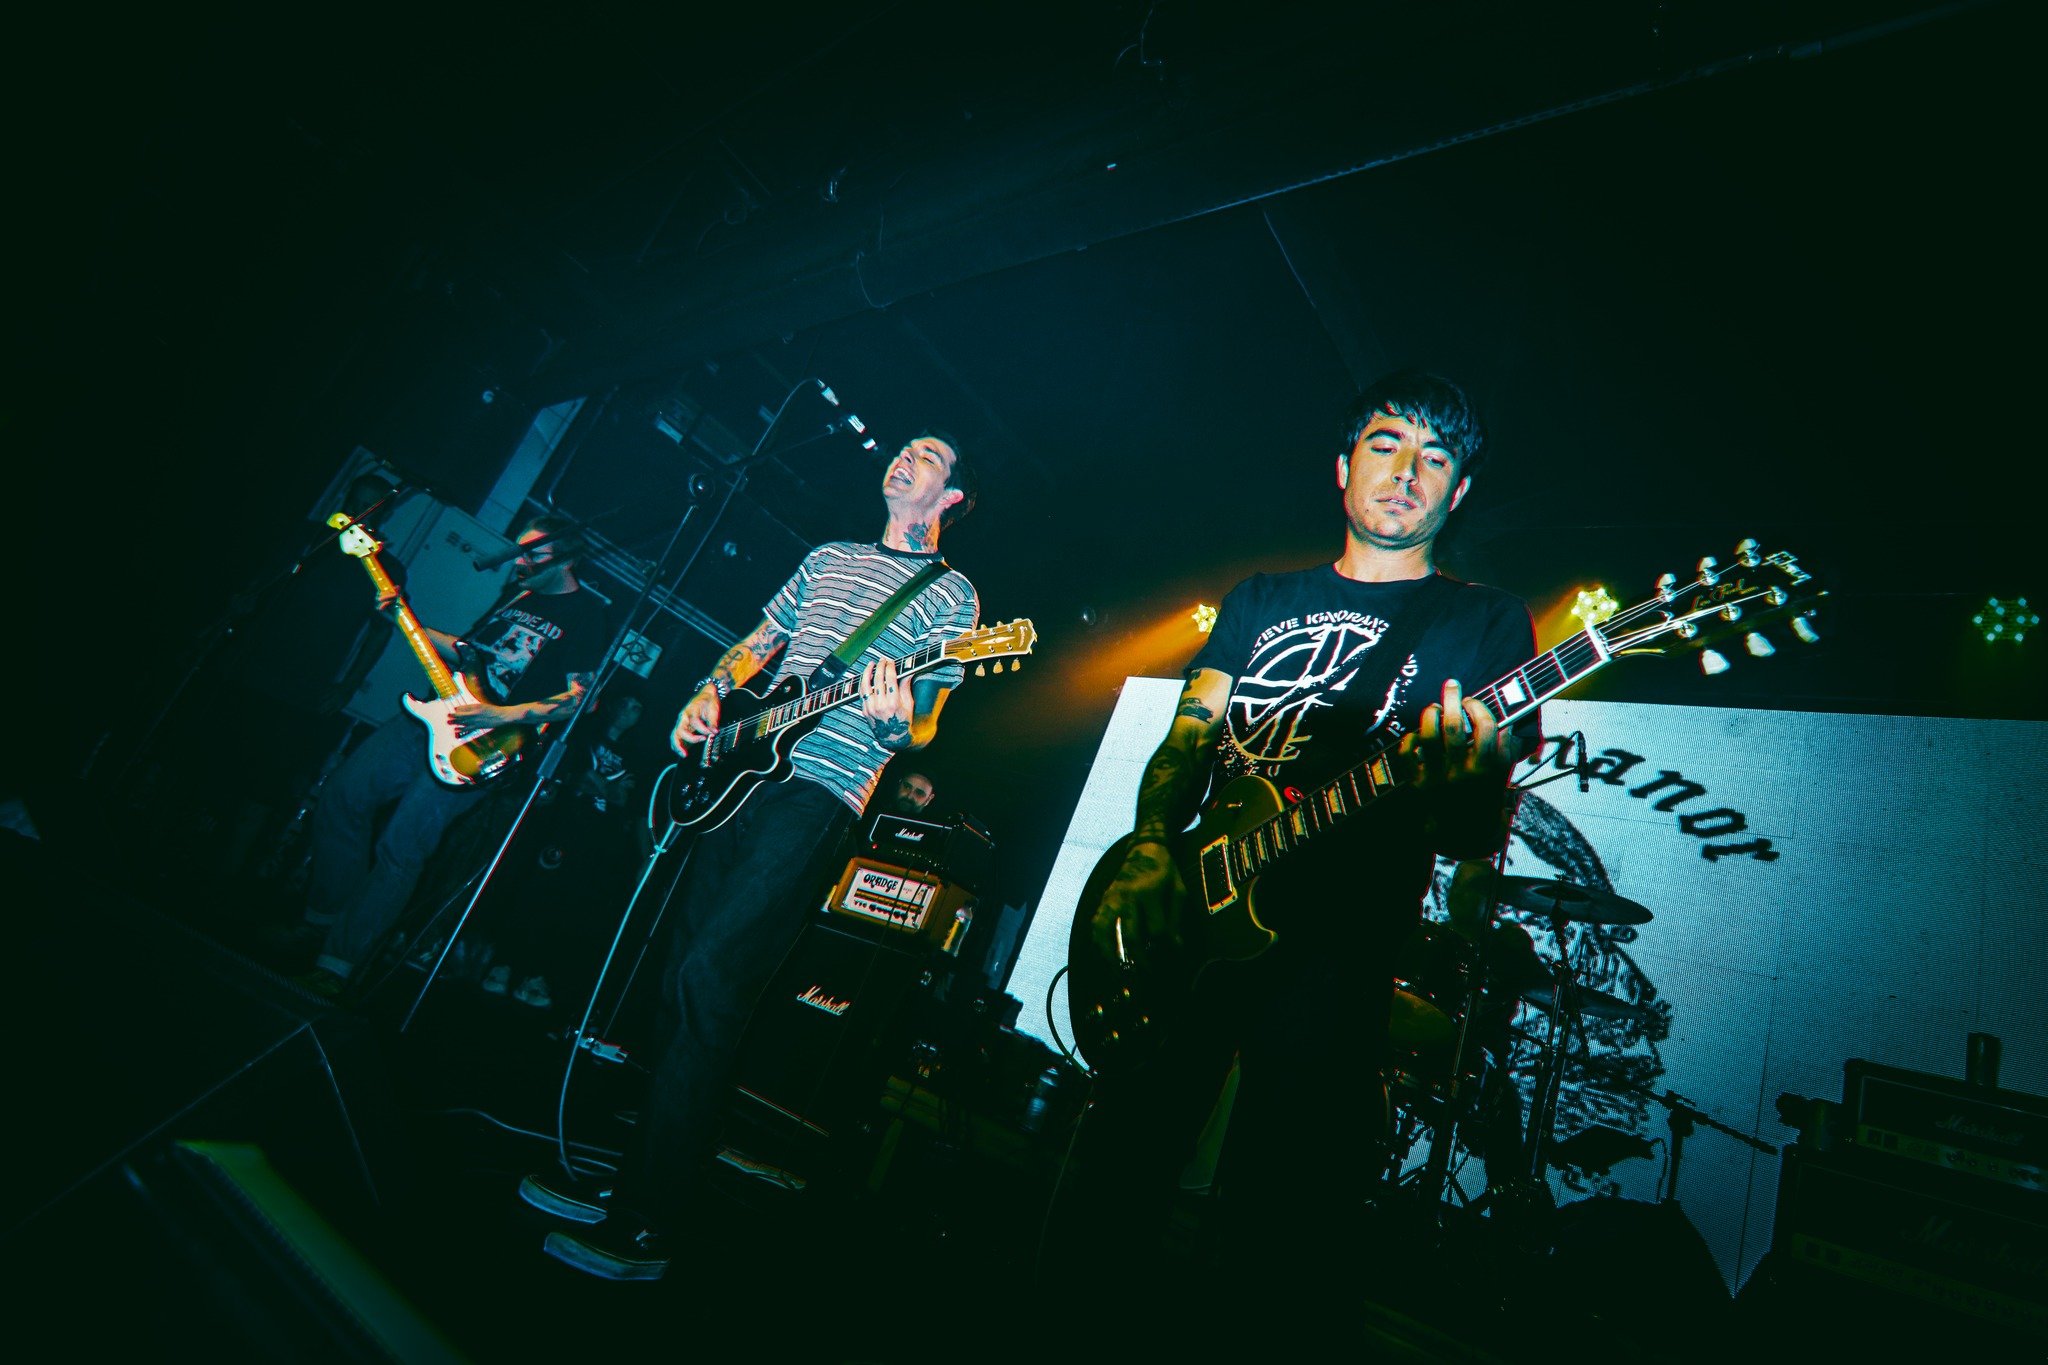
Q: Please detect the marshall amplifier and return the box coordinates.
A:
[862,812,995,893]
[1844,1059,2048,1195]
[1771,1143,2048,1336]
[727,920,926,1144]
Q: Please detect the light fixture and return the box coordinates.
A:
[1571,586,1618,628]
[1191,604,1217,634]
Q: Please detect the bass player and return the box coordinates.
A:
[1061,371,1540,1311]
[530,429,980,1282]
[298,514,608,996]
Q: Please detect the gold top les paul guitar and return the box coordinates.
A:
[1065,540,1825,1079]
[330,513,530,786]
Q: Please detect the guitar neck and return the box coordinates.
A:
[351,551,459,699]
[1226,625,1616,882]
[719,639,954,748]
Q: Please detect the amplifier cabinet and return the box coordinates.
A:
[1844,1059,2048,1195]
[727,920,926,1143]
[1772,1144,2048,1336]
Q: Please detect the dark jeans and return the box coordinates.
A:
[308,716,479,977]
[624,776,853,1229]
[1050,897,1415,1298]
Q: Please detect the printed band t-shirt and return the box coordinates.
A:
[1186,565,1537,932]
[464,584,611,707]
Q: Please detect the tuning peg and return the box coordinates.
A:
[1767,587,1789,607]
[1719,603,1743,623]
[1656,573,1677,602]
[991,660,1005,673]
[1012,659,1022,672]
[1699,649,1731,676]
[974,663,986,677]
[1791,615,1821,645]
[1697,556,1720,586]
[1744,631,1775,658]
[1675,620,1700,640]
[1735,538,1762,567]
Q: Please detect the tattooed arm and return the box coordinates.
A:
[670,616,790,754]
[1088,667,1234,965]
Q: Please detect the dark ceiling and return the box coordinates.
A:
[21,0,2038,902]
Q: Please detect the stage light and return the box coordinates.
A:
[1974,596,2038,643]
[1571,586,1618,628]
[1191,603,1217,634]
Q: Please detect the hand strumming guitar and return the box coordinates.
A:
[670,617,792,758]
[1090,839,1186,969]
[671,686,721,755]
[1088,667,1232,968]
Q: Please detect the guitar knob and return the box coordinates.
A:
[1735,538,1762,567]
[1697,556,1720,586]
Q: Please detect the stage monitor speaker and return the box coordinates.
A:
[727,918,927,1148]
[0,835,407,1254]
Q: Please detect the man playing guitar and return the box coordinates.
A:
[534,430,981,1282]
[300,514,608,996]
[1062,371,1538,1310]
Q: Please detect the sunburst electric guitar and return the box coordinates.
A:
[653,619,1039,837]
[331,513,532,786]
[1066,541,1825,1078]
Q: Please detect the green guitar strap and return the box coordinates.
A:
[813,557,950,683]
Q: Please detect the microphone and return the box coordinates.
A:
[1575,731,1590,793]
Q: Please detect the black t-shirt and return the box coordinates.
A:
[1186,565,1536,936]
[462,584,611,707]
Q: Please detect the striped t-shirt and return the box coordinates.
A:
[764,541,980,813]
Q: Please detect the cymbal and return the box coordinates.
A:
[1519,982,1653,1022]
[1389,989,1454,1046]
[1492,876,1653,925]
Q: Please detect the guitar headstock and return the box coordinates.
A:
[946,619,1039,676]
[1595,540,1826,674]
[326,511,382,560]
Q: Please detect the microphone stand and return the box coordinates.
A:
[530,378,841,1178]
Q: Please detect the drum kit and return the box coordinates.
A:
[1379,869,1748,1216]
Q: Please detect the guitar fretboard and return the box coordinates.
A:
[1218,625,1614,886]
[703,638,955,761]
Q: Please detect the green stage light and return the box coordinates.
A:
[1976,596,2038,643]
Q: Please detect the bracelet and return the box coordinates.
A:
[696,674,732,700]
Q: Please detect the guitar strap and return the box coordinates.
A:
[1351,571,1462,724]
[812,558,950,684]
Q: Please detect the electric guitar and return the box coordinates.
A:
[1065,541,1824,1078]
[330,513,532,786]
[653,619,1039,836]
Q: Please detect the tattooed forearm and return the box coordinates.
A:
[704,624,788,692]
[1134,743,1200,842]
[1176,698,1214,722]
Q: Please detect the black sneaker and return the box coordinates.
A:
[518,1173,611,1225]
[542,1224,669,1281]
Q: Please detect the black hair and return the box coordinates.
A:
[520,512,587,564]
[915,427,979,529]
[1341,370,1489,476]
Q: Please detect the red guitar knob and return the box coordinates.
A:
[1283,786,1305,804]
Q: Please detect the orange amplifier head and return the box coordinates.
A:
[824,856,974,950]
